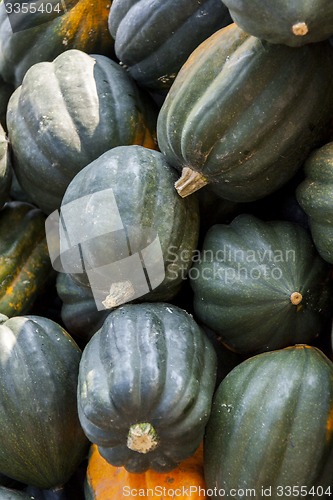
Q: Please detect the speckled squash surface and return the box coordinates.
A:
[78,303,217,473]
[204,346,333,499]
[7,49,157,214]
[157,24,333,202]
[109,0,231,91]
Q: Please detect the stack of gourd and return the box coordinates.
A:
[0,1,333,499]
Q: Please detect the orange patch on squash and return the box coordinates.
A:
[58,0,113,48]
[86,444,207,499]
[326,405,333,439]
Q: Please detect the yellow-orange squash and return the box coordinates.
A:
[85,444,207,499]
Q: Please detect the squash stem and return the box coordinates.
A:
[127,422,159,454]
[292,22,308,36]
[290,291,302,305]
[175,167,208,198]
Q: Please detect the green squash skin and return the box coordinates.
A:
[0,201,54,317]
[0,123,11,209]
[222,0,333,47]
[157,24,333,202]
[191,214,333,355]
[0,315,89,489]
[56,272,109,342]
[77,303,217,473]
[0,0,114,88]
[109,0,232,91]
[296,142,333,265]
[0,486,34,499]
[204,346,333,499]
[7,49,158,214]
[60,145,200,305]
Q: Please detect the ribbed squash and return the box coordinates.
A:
[7,49,157,214]
[0,314,89,489]
[85,443,207,499]
[0,122,11,209]
[191,214,333,355]
[296,142,333,264]
[109,0,231,91]
[56,272,109,341]
[77,303,217,473]
[204,345,333,499]
[58,145,199,306]
[0,201,53,317]
[223,0,333,47]
[0,0,114,87]
[157,24,333,202]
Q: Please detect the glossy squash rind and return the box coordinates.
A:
[191,214,333,355]
[0,0,114,87]
[7,50,158,214]
[59,145,200,306]
[77,303,217,473]
[0,315,89,489]
[85,443,206,499]
[109,0,231,91]
[296,142,333,264]
[223,0,333,47]
[204,346,333,499]
[157,24,333,202]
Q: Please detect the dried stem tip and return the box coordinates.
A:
[175,167,208,198]
[292,22,308,36]
[127,422,159,454]
[290,292,303,305]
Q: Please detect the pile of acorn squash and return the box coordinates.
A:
[0,1,333,499]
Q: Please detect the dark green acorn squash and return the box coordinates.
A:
[0,314,89,489]
[0,201,53,317]
[77,303,217,473]
[109,0,231,91]
[157,24,333,202]
[204,345,333,499]
[0,0,114,87]
[191,214,332,355]
[296,142,333,264]
[56,272,109,341]
[222,0,333,47]
[58,145,199,307]
[7,49,158,214]
[0,122,11,209]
